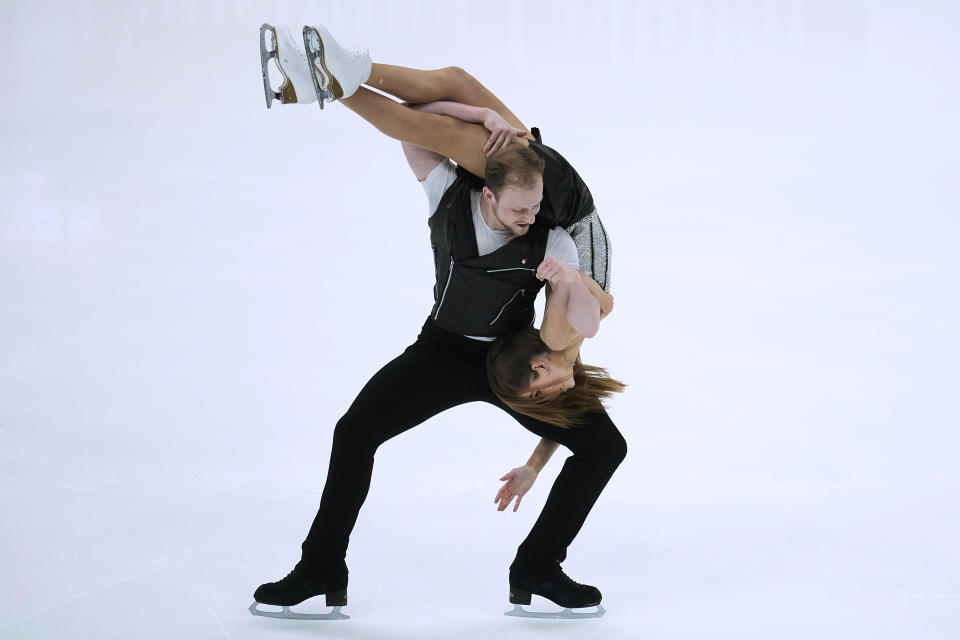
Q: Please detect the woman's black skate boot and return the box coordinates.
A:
[508,565,602,608]
[253,562,348,607]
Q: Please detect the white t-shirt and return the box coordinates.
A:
[421,160,579,266]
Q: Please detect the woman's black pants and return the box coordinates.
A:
[299,317,627,578]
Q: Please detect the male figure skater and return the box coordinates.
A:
[252,23,626,616]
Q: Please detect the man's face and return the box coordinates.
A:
[488,180,543,236]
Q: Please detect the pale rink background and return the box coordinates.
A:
[1,1,958,639]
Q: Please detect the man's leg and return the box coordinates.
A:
[299,338,485,573]
[255,327,488,606]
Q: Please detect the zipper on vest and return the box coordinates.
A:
[489,289,525,326]
[485,267,537,274]
[434,257,455,320]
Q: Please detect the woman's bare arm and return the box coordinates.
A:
[536,258,600,348]
[580,272,614,319]
[540,283,584,351]
[494,437,560,512]
[540,271,613,352]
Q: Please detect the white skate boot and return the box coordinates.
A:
[302,24,372,106]
[259,23,317,108]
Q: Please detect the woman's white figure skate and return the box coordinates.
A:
[259,23,318,108]
[301,24,372,107]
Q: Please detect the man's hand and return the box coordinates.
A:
[494,465,539,512]
[482,108,525,155]
[536,257,578,286]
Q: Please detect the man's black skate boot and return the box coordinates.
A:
[509,566,602,608]
[253,563,348,607]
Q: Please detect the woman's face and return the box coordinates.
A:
[526,350,575,401]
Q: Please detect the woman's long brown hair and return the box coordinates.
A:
[486,327,625,428]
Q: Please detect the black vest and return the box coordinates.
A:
[427,129,594,337]
[528,128,595,228]
[428,167,550,337]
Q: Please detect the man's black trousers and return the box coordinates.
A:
[299,317,627,578]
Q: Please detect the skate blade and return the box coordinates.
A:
[259,24,282,109]
[260,23,303,108]
[302,26,335,108]
[248,601,349,620]
[504,603,606,619]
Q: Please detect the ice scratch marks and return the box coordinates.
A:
[645,538,756,582]
[0,451,186,489]
[830,588,960,614]
[0,339,86,380]
[186,574,231,640]
[202,558,248,570]
[0,527,296,634]
[860,589,960,602]
[66,493,83,597]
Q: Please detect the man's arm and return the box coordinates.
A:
[400,100,525,180]
[398,103,452,181]
[401,140,446,181]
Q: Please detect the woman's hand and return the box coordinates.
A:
[579,271,614,319]
[536,257,578,286]
[494,465,539,512]
[482,108,525,155]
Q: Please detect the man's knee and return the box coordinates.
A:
[332,411,380,453]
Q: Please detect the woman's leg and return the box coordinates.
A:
[366,63,529,134]
[341,86,490,176]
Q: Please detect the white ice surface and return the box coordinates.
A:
[2,1,959,639]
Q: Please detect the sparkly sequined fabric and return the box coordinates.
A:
[565,209,611,292]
